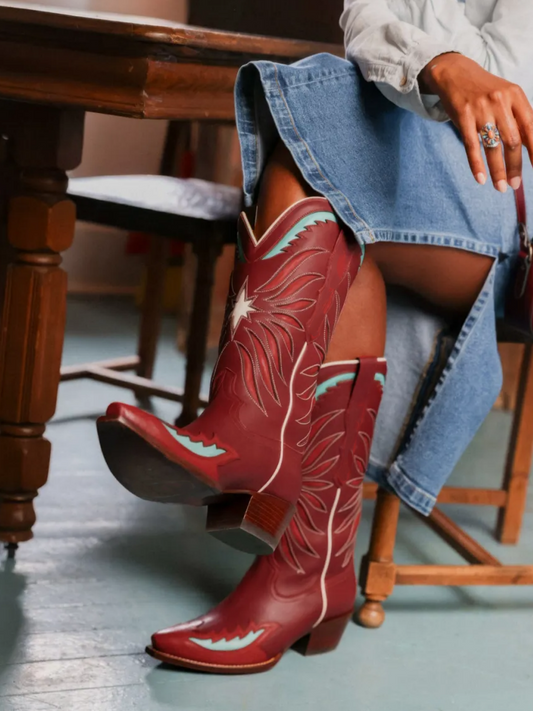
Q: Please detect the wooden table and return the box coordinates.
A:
[0,3,338,553]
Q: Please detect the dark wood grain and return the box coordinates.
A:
[0,5,342,119]
[0,5,341,550]
[0,4,342,55]
[0,103,84,545]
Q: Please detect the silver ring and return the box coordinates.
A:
[480,123,501,149]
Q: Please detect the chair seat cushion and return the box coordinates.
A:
[68,175,242,222]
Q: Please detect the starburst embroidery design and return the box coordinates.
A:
[212,246,327,413]
[231,279,258,334]
[209,212,362,420]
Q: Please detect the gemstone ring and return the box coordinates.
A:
[480,123,501,149]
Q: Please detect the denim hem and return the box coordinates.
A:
[358,229,501,257]
[366,461,436,516]
[394,259,498,459]
[236,62,505,260]
[237,61,373,237]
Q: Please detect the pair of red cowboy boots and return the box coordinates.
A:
[97,197,386,673]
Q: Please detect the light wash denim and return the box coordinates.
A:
[234,53,530,515]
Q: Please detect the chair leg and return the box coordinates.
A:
[175,232,223,427]
[497,344,533,545]
[356,489,401,629]
[136,235,167,381]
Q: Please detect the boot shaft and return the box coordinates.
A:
[186,197,364,505]
[274,357,387,582]
[208,198,363,418]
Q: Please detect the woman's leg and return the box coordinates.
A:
[256,142,387,362]
[255,143,494,361]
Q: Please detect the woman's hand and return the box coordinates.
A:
[419,53,533,192]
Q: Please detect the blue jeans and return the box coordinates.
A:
[234,53,525,514]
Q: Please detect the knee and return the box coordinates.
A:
[356,251,386,302]
[260,141,311,196]
[255,142,314,236]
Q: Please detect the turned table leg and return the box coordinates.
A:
[357,488,401,629]
[0,103,84,554]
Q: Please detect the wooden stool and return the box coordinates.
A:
[63,175,240,426]
[358,338,533,628]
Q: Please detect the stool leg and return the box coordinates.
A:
[175,233,223,427]
[136,235,167,381]
[356,489,400,629]
[497,344,533,545]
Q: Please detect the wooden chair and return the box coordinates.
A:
[63,171,240,427]
[357,335,533,628]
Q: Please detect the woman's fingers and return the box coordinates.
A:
[481,117,508,192]
[456,89,529,191]
[458,114,487,185]
[496,106,523,190]
[512,86,533,167]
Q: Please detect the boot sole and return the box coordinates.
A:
[97,419,219,505]
[145,645,282,675]
[145,611,353,675]
[97,419,294,555]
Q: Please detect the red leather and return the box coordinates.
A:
[98,198,363,510]
[506,184,533,337]
[148,358,387,674]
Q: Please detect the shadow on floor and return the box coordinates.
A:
[84,508,251,608]
[0,557,27,678]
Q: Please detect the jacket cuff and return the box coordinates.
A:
[401,38,454,95]
[364,37,454,121]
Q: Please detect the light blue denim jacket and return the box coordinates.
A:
[341,0,533,121]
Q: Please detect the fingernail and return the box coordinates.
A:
[476,173,487,185]
[496,180,508,193]
[509,176,522,191]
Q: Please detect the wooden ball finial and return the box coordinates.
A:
[356,601,385,629]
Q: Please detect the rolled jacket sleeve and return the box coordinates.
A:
[341,0,533,121]
[340,0,454,121]
[404,0,533,103]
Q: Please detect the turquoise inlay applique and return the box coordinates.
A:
[374,373,386,389]
[163,424,226,458]
[189,629,265,651]
[315,373,355,400]
[262,211,337,260]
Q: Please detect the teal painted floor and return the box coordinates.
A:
[1,296,532,710]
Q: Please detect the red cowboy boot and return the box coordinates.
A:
[97,198,363,555]
[146,358,386,675]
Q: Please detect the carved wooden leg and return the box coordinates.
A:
[357,489,400,629]
[175,231,223,427]
[136,235,167,380]
[0,103,84,554]
[497,344,533,545]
